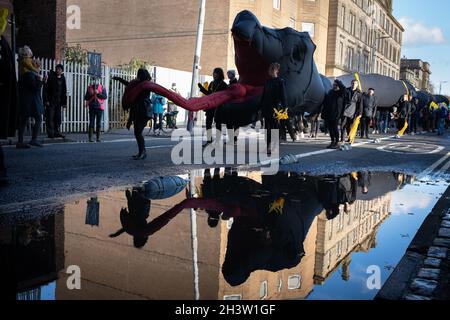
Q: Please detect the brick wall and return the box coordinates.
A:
[66,0,229,74]
[13,0,66,59]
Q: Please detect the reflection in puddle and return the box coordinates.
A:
[0,170,447,300]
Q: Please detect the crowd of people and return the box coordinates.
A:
[1,43,449,177]
[320,79,449,149]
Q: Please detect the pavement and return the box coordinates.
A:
[376,185,450,300]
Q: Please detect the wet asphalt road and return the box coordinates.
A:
[0,129,449,212]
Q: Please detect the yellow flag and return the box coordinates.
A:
[269,198,285,215]
[0,8,9,37]
[398,120,408,137]
[273,108,289,121]
[348,116,361,145]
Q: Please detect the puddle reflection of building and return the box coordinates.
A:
[50,171,400,300]
[0,209,65,300]
[56,182,223,300]
[314,192,392,285]
[218,172,396,300]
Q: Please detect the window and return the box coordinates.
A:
[227,218,234,230]
[224,295,242,300]
[273,0,281,10]
[341,5,346,28]
[260,281,268,300]
[346,47,354,69]
[288,276,302,290]
[301,22,315,37]
[349,13,356,35]
[277,278,283,292]
[289,17,296,29]
[339,42,344,66]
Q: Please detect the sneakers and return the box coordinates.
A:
[133,152,147,160]
[54,133,66,139]
[16,143,31,149]
[29,140,44,147]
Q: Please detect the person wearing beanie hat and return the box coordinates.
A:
[44,64,67,139]
[227,70,238,85]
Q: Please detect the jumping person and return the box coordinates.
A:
[84,78,107,142]
[322,79,346,149]
[113,69,153,160]
[44,64,67,139]
[340,80,362,142]
[198,68,228,147]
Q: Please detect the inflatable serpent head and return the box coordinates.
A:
[231,10,325,115]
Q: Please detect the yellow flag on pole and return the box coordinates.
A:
[398,120,408,137]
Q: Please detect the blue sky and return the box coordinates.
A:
[393,0,450,95]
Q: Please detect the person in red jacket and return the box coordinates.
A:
[84,78,107,142]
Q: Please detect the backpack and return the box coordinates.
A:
[440,106,449,118]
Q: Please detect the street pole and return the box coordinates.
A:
[438,81,448,95]
[189,170,200,300]
[10,13,17,79]
[188,0,206,132]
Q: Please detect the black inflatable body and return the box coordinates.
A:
[434,94,449,106]
[417,90,434,110]
[336,74,412,108]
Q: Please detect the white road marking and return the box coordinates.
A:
[377,142,445,155]
[255,136,396,167]
[418,152,450,179]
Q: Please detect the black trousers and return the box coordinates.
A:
[153,113,163,131]
[340,116,353,141]
[326,119,339,143]
[18,115,42,144]
[89,108,103,131]
[279,119,296,141]
[205,110,221,142]
[46,105,62,136]
[0,145,5,171]
[360,117,371,137]
[134,119,147,154]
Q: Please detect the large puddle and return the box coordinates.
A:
[1,169,448,300]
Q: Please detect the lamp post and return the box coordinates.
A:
[187,0,207,133]
[439,81,448,95]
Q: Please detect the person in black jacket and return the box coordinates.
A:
[260,63,291,154]
[44,64,67,139]
[396,94,412,135]
[113,68,153,160]
[17,59,46,149]
[198,68,228,146]
[360,88,378,139]
[0,34,18,182]
[322,79,346,149]
[340,80,362,142]
[227,70,238,86]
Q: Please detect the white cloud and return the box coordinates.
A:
[399,17,446,46]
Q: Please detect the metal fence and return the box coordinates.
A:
[22,57,212,134]
[38,58,136,133]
